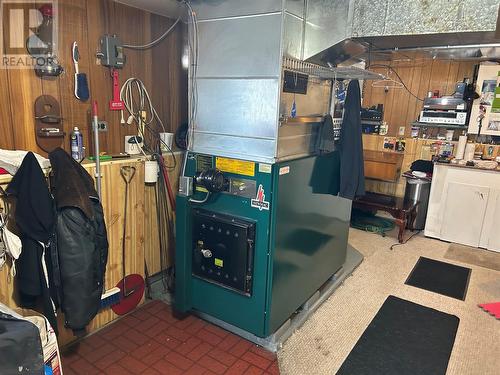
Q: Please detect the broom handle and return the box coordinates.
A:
[92,101,101,199]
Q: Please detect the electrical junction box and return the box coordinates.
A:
[98,35,126,68]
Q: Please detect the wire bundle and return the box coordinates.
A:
[183,0,198,176]
[154,159,176,292]
[118,0,198,292]
[119,76,177,291]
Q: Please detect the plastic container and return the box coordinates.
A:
[160,132,174,152]
[144,160,159,183]
[379,122,388,135]
[445,130,454,141]
[70,127,84,160]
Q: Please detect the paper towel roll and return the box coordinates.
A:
[144,160,158,183]
[464,143,475,162]
[455,135,467,160]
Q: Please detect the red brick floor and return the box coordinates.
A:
[61,300,280,374]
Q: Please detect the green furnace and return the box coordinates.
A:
[174,0,371,341]
[175,151,351,338]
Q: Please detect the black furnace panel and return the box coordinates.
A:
[192,209,255,296]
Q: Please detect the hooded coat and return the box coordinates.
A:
[49,148,108,336]
[5,152,58,333]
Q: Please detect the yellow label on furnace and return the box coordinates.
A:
[214,258,224,267]
[215,157,255,177]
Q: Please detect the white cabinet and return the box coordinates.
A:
[425,164,500,252]
[440,183,489,248]
[480,189,500,251]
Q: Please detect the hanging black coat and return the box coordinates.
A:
[339,80,365,199]
[5,152,59,333]
[48,148,108,336]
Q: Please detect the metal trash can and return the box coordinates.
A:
[404,176,431,230]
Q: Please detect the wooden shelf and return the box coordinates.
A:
[411,121,468,130]
[363,150,404,182]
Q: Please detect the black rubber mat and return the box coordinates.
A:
[337,296,459,375]
[405,257,471,300]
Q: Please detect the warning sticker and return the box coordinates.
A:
[251,184,270,211]
[216,157,255,177]
[214,258,224,268]
[279,166,290,175]
[258,163,272,174]
[196,154,213,172]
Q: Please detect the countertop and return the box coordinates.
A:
[435,161,500,173]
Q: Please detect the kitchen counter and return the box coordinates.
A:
[435,161,500,173]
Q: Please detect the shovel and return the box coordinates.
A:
[112,166,145,315]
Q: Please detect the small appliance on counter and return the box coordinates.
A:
[419,83,469,126]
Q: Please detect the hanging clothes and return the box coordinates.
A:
[5,152,58,334]
[339,79,365,200]
[49,148,108,336]
[0,211,22,275]
[317,114,336,154]
[0,149,50,175]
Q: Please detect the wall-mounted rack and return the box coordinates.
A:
[34,95,65,153]
[280,115,325,124]
[283,57,385,81]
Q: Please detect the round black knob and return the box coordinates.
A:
[195,168,227,193]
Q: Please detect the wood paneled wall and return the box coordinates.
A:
[0,0,187,155]
[0,155,182,347]
[0,0,186,347]
[0,158,146,346]
[362,59,476,137]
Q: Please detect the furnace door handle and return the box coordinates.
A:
[201,249,212,258]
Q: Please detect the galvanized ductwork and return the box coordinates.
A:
[189,0,336,163]
[187,0,500,163]
[188,0,381,163]
[306,0,500,64]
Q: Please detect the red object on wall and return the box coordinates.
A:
[109,69,125,111]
